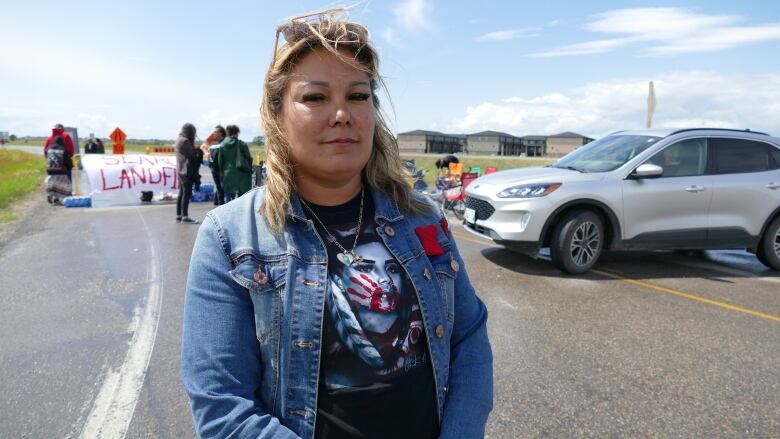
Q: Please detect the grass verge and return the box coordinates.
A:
[403,155,555,186]
[0,150,45,222]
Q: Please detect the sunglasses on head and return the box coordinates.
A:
[272,7,368,64]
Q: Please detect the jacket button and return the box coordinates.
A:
[450,259,460,272]
[435,324,445,338]
[384,225,395,237]
[254,270,268,284]
[423,268,431,280]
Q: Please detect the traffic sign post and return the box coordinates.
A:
[110,127,127,154]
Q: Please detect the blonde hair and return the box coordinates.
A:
[260,11,429,234]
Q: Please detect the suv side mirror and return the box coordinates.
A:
[630,163,663,179]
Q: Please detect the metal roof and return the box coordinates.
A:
[548,131,591,139]
[397,129,447,136]
[467,130,517,138]
[608,128,771,138]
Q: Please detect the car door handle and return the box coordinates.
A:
[684,185,706,193]
[766,182,780,190]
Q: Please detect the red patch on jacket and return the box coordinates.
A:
[415,225,444,256]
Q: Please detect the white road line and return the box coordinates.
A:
[496,296,519,310]
[80,209,163,439]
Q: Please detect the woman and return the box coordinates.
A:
[44,135,73,204]
[217,124,252,202]
[181,10,492,439]
[207,125,227,206]
[175,123,198,224]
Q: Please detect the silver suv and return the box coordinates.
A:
[463,128,780,274]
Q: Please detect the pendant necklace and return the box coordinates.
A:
[301,188,365,266]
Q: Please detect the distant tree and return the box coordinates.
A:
[9,134,17,141]
[252,135,266,146]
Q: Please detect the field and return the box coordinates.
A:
[6,139,554,189]
[400,153,554,186]
[0,150,46,222]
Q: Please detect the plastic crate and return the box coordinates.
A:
[199,183,215,194]
[63,196,92,208]
[191,191,214,203]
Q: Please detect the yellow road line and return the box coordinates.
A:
[451,230,780,324]
[592,269,780,323]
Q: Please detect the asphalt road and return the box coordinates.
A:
[0,198,778,438]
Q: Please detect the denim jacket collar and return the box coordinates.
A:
[287,191,308,223]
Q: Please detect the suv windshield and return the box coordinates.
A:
[552,135,662,172]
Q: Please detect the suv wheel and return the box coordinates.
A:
[550,210,604,274]
[757,217,780,270]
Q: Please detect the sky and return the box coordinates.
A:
[2,0,780,141]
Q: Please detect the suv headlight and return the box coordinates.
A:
[497,183,561,198]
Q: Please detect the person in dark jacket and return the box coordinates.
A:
[188,146,204,192]
[44,135,73,204]
[174,123,198,223]
[207,125,226,205]
[434,154,459,171]
[44,124,75,180]
[217,124,252,202]
[84,134,105,154]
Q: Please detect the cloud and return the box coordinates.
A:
[647,24,780,56]
[75,113,114,138]
[0,30,195,107]
[197,110,262,140]
[531,7,780,57]
[380,27,397,45]
[477,27,540,42]
[381,0,433,46]
[449,71,780,138]
[0,29,261,138]
[392,0,433,31]
[584,7,739,38]
[532,37,634,57]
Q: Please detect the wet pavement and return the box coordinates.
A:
[0,199,778,438]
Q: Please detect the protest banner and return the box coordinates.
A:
[81,154,179,205]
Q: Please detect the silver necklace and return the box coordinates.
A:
[301,188,365,266]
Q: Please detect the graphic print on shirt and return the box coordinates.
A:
[320,219,428,389]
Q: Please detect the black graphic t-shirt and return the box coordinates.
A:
[302,188,439,439]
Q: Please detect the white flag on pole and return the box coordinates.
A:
[647,81,656,128]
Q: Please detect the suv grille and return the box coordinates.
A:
[465,196,495,220]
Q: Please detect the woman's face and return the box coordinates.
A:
[281,47,376,187]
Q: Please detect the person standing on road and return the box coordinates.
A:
[95,137,105,154]
[44,124,75,180]
[175,123,198,224]
[217,124,252,202]
[44,135,73,204]
[84,133,105,154]
[207,125,226,205]
[181,10,493,439]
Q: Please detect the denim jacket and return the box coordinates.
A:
[181,186,493,439]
